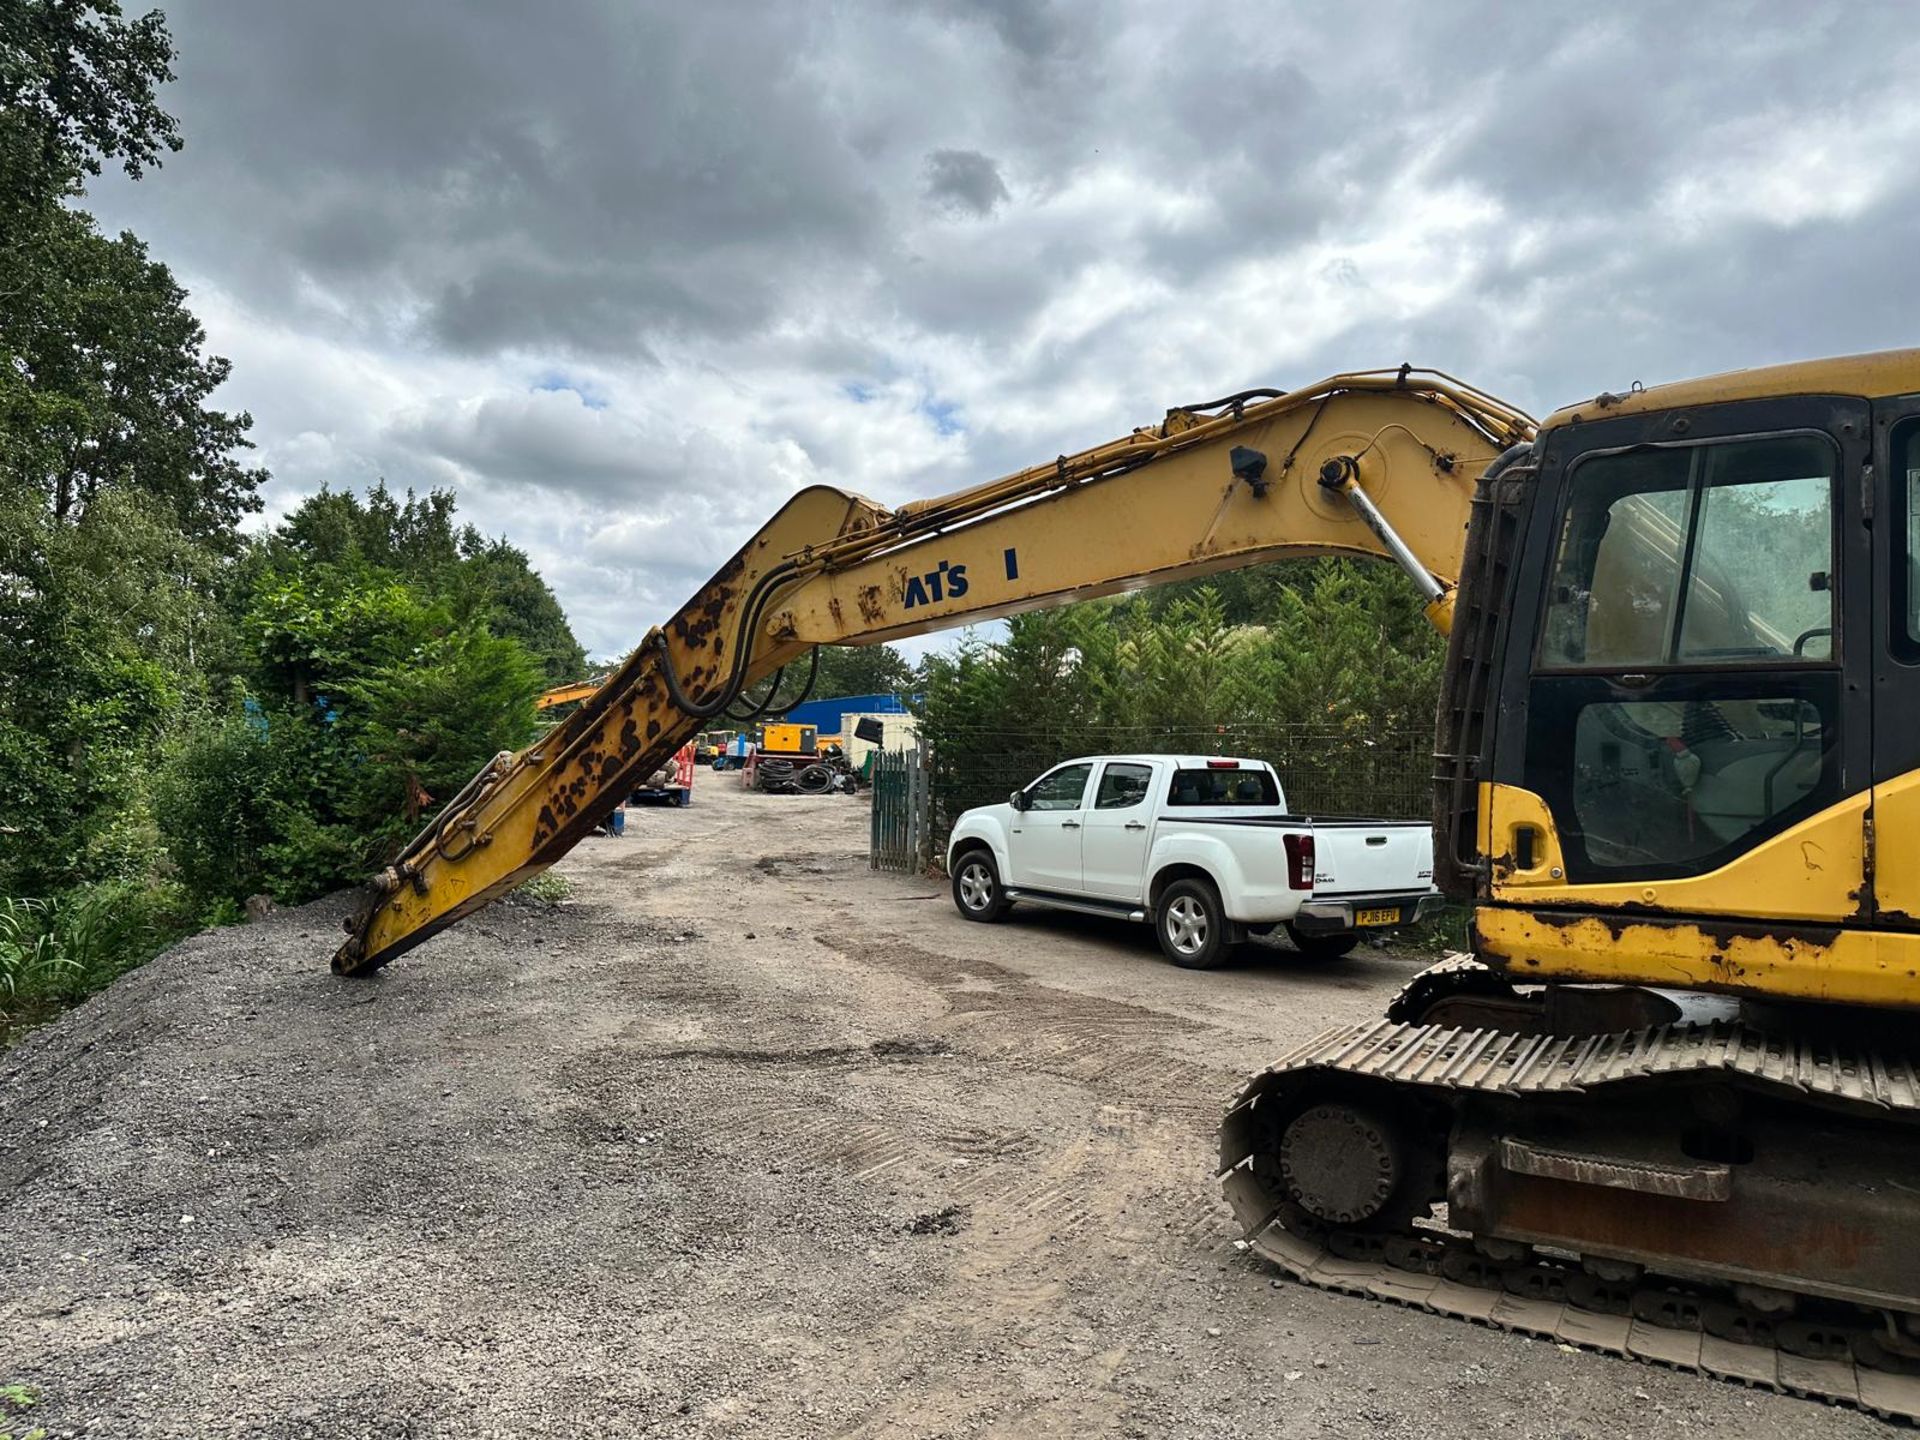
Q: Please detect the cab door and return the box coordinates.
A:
[1493,395,1872,919]
[1080,761,1156,899]
[1871,395,1920,922]
[1008,761,1093,892]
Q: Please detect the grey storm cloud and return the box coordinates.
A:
[80,0,1920,658]
[924,150,1012,217]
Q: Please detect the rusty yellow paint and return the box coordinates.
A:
[336,486,887,974]
[1480,782,1866,923]
[1542,347,1920,430]
[769,388,1511,647]
[1473,906,1920,1010]
[1873,769,1920,923]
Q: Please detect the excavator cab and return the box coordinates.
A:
[1226,363,1920,1413]
[1454,376,1894,1004]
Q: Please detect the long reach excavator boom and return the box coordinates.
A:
[333,367,1531,976]
[335,346,1920,1419]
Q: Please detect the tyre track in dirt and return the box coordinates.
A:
[0,781,1896,1438]
[585,785,1893,1439]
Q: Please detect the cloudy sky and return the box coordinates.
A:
[89,0,1920,662]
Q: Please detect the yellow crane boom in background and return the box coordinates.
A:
[534,678,605,711]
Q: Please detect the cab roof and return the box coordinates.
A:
[1544,347,1920,431]
[1055,754,1272,771]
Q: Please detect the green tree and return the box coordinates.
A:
[0,207,267,538]
[341,625,543,853]
[443,535,585,682]
[0,488,228,896]
[0,0,181,209]
[161,566,551,911]
[243,571,442,706]
[0,3,267,1029]
[810,642,917,699]
[916,560,1445,828]
[917,609,1098,821]
[265,483,462,574]
[1254,561,1444,732]
[150,702,283,907]
[1077,587,1261,734]
[1,5,262,541]
[250,484,585,681]
[167,496,564,909]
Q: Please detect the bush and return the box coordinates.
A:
[917,572,1443,849]
[153,706,284,908]
[340,623,542,856]
[1402,901,1471,955]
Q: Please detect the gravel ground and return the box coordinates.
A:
[0,780,1895,1438]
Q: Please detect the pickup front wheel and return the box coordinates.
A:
[1156,879,1231,969]
[951,848,1011,922]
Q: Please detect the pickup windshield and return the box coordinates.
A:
[1167,767,1278,806]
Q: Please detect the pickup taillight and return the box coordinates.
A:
[1284,833,1314,891]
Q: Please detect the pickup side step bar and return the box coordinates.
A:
[1002,888,1148,924]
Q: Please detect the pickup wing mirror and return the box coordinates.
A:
[1008,789,1030,812]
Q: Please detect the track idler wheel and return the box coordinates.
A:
[1279,1103,1403,1227]
[1263,1084,1444,1234]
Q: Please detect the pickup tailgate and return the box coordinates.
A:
[1310,820,1433,904]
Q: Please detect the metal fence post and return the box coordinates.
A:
[917,748,940,875]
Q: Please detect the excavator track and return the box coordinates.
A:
[1220,1018,1920,1421]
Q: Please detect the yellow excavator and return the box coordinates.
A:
[534,678,604,711]
[334,351,1920,1416]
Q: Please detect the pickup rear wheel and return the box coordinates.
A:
[1284,924,1359,960]
[1156,878,1231,969]
[951,848,1010,922]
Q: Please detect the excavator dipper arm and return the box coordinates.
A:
[332,369,1532,975]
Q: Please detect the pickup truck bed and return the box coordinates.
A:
[946,754,1438,968]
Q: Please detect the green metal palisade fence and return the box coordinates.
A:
[869,745,933,873]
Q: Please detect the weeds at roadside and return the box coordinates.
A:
[0,883,193,1048]
[0,1382,47,1440]
[510,872,572,907]
[1396,900,1471,956]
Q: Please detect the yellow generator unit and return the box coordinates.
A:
[758,722,817,756]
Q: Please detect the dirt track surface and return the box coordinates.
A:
[0,781,1892,1439]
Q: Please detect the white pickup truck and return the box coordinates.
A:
[945,754,1439,968]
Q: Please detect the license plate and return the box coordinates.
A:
[1355,907,1400,927]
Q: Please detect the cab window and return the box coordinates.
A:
[1094,762,1153,809]
[1563,692,1830,869]
[1527,430,1842,881]
[1028,763,1092,811]
[1167,767,1278,806]
[1540,433,1837,669]
[1897,418,1920,652]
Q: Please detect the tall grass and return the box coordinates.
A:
[0,883,182,1042]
